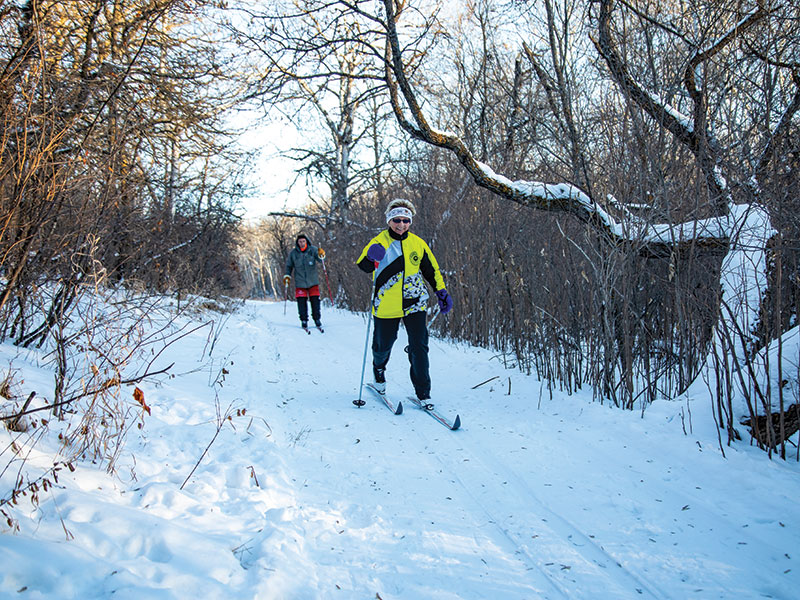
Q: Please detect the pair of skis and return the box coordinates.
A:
[301,325,324,335]
[357,383,461,430]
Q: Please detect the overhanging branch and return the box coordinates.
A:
[381,0,730,257]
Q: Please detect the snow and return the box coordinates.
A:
[721,203,775,327]
[473,160,745,248]
[2,299,799,599]
[476,161,626,238]
[642,89,695,135]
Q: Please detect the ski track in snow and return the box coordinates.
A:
[414,422,665,599]
[2,299,799,599]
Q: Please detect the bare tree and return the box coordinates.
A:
[0,0,249,345]
[231,0,399,228]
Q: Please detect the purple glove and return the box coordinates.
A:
[436,289,453,314]
[367,243,386,262]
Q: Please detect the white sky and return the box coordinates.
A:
[236,117,311,221]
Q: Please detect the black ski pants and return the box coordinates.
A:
[372,310,430,399]
[297,296,321,326]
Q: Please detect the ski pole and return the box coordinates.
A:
[283,280,289,315]
[321,258,333,303]
[353,273,376,407]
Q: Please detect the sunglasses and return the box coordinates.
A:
[391,218,411,224]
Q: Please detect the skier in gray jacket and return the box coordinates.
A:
[284,233,326,330]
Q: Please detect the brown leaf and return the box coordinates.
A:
[133,387,151,415]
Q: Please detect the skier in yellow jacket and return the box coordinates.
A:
[357,198,453,401]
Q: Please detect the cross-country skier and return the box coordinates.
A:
[284,233,326,330]
[356,198,453,401]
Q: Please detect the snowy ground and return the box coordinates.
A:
[1,299,799,599]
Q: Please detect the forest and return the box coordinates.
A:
[2,0,799,471]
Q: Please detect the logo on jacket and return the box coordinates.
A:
[409,251,420,266]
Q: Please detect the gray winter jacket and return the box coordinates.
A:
[285,243,323,288]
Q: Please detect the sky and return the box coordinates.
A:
[236,116,311,221]
[1,296,799,599]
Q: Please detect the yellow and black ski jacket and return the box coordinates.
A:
[357,229,446,319]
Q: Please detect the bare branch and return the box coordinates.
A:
[382,0,728,255]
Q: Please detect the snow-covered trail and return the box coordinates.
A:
[2,299,799,599]
[200,301,798,599]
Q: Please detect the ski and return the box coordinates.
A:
[316,325,325,333]
[363,383,403,415]
[407,397,461,430]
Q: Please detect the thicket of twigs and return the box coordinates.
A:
[0,0,249,526]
